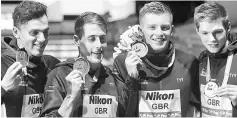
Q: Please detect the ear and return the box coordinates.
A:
[170,25,174,36]
[195,26,199,34]
[73,35,80,46]
[12,26,20,39]
[227,21,231,32]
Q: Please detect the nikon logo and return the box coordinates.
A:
[145,92,174,100]
[28,95,43,105]
[89,96,112,104]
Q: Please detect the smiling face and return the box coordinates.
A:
[13,15,49,57]
[140,13,173,54]
[78,23,107,64]
[196,19,228,53]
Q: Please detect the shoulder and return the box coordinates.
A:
[42,55,61,71]
[175,49,198,64]
[175,49,199,69]
[113,52,128,70]
[46,65,72,88]
[198,50,208,64]
[114,52,127,64]
[48,65,72,80]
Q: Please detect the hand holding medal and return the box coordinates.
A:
[73,57,90,90]
[16,48,29,86]
[113,25,148,59]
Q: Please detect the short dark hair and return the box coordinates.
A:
[139,2,173,24]
[13,0,47,28]
[74,12,108,39]
[194,2,229,29]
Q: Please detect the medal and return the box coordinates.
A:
[204,80,219,98]
[131,41,148,58]
[16,48,29,86]
[16,49,29,68]
[73,57,90,76]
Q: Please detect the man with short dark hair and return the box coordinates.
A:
[113,2,200,117]
[40,12,126,117]
[1,0,60,117]
[194,2,237,117]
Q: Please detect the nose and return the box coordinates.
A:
[38,32,48,42]
[154,27,164,37]
[95,37,102,48]
[209,33,217,42]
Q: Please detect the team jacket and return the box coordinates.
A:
[1,37,60,117]
[198,33,237,117]
[40,58,127,117]
[113,44,200,117]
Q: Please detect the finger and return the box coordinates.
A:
[113,52,120,59]
[114,47,122,53]
[132,60,143,66]
[8,62,21,71]
[127,51,137,59]
[120,39,129,47]
[225,84,237,88]
[218,85,237,92]
[66,70,80,81]
[217,91,237,97]
[69,70,81,76]
[70,73,82,80]
[14,75,22,86]
[11,64,23,75]
[217,87,237,93]
[118,43,130,50]
[130,55,142,63]
[72,78,84,85]
[217,88,237,95]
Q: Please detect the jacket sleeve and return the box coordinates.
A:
[1,55,14,100]
[40,67,67,117]
[112,53,139,117]
[189,57,201,116]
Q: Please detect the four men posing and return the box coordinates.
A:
[1,0,237,117]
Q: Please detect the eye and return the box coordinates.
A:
[100,36,106,43]
[43,31,49,38]
[149,26,156,30]
[213,30,224,38]
[214,30,223,35]
[88,36,96,42]
[30,31,39,36]
[201,32,208,35]
[161,25,171,31]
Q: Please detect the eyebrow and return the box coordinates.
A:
[29,27,49,32]
[88,34,106,37]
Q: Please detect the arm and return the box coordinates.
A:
[40,68,83,117]
[1,61,23,97]
[113,53,139,117]
[189,57,201,117]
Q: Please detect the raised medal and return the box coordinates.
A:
[73,57,90,76]
[16,50,29,68]
[131,41,148,58]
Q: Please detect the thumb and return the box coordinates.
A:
[14,75,22,86]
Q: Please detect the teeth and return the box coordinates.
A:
[153,38,164,41]
[35,44,44,48]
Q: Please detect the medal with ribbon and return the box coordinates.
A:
[204,51,234,98]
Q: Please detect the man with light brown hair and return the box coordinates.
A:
[194,2,237,117]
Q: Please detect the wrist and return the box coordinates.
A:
[66,95,77,101]
[1,83,10,92]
